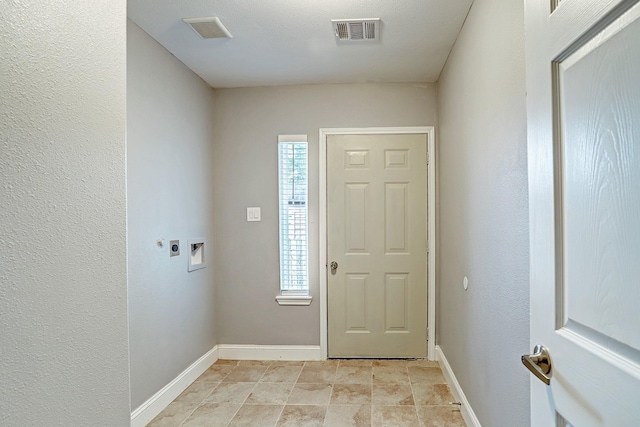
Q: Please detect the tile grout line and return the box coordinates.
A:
[407,365,424,427]
[370,367,374,427]
[322,362,338,427]
[273,361,304,426]
[178,362,237,427]
[224,361,273,427]
[176,403,199,427]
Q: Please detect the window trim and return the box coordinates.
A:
[275,294,313,306]
[276,134,312,306]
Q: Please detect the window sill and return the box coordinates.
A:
[275,295,313,306]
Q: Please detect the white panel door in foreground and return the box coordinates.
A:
[525,0,640,424]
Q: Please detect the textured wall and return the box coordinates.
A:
[436,0,531,425]
[127,21,217,410]
[0,1,130,425]
[212,83,437,345]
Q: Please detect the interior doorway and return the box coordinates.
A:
[319,127,436,359]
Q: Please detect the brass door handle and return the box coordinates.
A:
[522,344,552,385]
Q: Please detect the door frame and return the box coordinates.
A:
[319,126,436,359]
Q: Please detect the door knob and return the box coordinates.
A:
[522,344,552,385]
[330,261,338,271]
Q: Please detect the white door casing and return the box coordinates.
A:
[319,127,436,360]
[526,0,640,425]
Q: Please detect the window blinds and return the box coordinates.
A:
[278,135,308,294]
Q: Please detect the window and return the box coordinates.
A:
[277,135,312,305]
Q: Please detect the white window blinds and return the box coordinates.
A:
[278,135,308,294]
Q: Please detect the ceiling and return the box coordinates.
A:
[127,0,473,89]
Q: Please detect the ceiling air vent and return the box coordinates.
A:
[182,17,233,39]
[332,19,380,42]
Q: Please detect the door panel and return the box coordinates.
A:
[345,274,368,331]
[559,10,640,354]
[384,273,409,331]
[345,183,368,253]
[385,183,409,253]
[327,134,427,358]
[526,0,640,424]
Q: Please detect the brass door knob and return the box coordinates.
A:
[522,344,552,385]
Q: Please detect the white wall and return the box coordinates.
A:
[0,1,130,425]
[212,83,437,346]
[436,0,531,425]
[127,21,218,409]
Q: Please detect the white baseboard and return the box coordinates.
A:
[130,344,323,426]
[218,344,323,361]
[436,345,481,427]
[130,346,219,427]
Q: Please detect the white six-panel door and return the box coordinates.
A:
[526,0,640,424]
[327,134,427,358]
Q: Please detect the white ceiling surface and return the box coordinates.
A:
[127,0,473,89]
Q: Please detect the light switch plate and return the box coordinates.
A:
[247,207,261,222]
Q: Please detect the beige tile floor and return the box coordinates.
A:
[148,359,466,427]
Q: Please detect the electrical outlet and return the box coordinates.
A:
[170,240,180,257]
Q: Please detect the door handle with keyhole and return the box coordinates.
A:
[330,261,338,271]
[522,344,552,385]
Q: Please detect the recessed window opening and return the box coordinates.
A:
[278,135,309,295]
